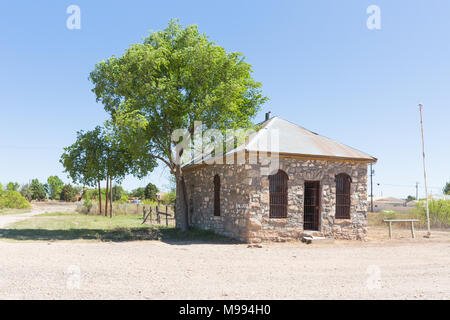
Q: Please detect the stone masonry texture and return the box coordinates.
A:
[177,156,369,243]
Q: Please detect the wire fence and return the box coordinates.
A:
[141,205,176,227]
[76,202,176,227]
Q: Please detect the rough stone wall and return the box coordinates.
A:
[181,164,251,242]
[181,157,369,243]
[245,158,368,242]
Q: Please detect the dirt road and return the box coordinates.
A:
[0,202,77,228]
[0,237,449,300]
[1,204,449,300]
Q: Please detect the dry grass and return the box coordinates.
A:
[0,208,31,216]
[0,211,231,243]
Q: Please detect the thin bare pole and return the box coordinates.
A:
[419,104,431,237]
[370,163,374,212]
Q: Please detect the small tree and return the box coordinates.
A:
[444,182,450,195]
[130,188,145,199]
[6,182,20,192]
[47,176,64,200]
[406,195,416,202]
[144,183,159,201]
[30,179,46,201]
[111,185,126,201]
[20,184,32,201]
[60,184,77,202]
[0,183,4,197]
[61,127,107,213]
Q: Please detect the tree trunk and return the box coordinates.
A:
[105,176,109,217]
[98,180,102,215]
[110,179,113,218]
[175,166,189,232]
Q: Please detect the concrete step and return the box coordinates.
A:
[302,236,334,245]
[302,231,325,237]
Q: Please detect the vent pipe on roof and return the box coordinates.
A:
[265,111,271,121]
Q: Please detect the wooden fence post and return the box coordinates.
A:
[156,206,159,224]
[166,205,168,226]
[149,207,152,224]
[142,206,146,221]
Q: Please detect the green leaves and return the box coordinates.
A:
[89,19,267,172]
[47,176,64,200]
[30,179,46,201]
[444,182,450,195]
[60,125,157,187]
[60,126,107,187]
[0,191,31,209]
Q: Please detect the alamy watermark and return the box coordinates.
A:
[366,5,381,30]
[66,265,81,289]
[171,121,280,175]
[66,5,81,30]
[366,265,382,290]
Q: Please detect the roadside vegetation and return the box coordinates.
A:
[368,199,450,229]
[0,190,31,210]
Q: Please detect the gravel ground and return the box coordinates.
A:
[0,203,449,300]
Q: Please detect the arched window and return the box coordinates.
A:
[214,175,220,216]
[269,170,289,218]
[336,173,351,219]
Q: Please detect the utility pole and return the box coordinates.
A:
[419,104,431,238]
[370,163,374,212]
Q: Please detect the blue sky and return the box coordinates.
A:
[0,0,449,197]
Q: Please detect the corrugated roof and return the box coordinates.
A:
[183,116,377,167]
[244,116,377,162]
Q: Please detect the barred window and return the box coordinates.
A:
[214,175,220,216]
[336,173,351,219]
[269,170,288,218]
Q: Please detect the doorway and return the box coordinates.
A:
[304,181,321,231]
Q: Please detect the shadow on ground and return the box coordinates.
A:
[0,227,237,244]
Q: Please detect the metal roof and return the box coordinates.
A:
[243,116,377,162]
[183,116,377,167]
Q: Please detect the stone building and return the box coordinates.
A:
[179,115,377,243]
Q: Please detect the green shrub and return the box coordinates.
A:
[141,199,158,206]
[381,210,397,220]
[112,185,126,201]
[60,184,77,202]
[0,191,31,209]
[116,194,129,204]
[162,191,176,205]
[413,199,450,228]
[83,189,98,200]
[83,197,93,213]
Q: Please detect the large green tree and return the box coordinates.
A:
[89,20,267,231]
